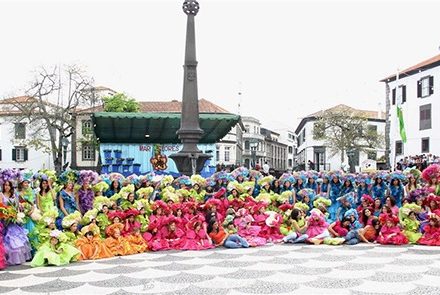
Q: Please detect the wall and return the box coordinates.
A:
[0,116,54,170]
[388,66,440,167]
[100,143,216,174]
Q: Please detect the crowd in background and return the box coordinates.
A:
[1,164,440,270]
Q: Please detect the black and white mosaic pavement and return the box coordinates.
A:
[1,244,440,294]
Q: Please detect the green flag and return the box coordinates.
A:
[397,106,407,143]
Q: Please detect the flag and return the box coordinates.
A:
[395,70,407,143]
[396,106,407,143]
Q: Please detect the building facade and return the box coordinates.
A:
[260,128,288,173]
[216,124,244,167]
[294,105,386,172]
[381,53,440,168]
[0,96,59,171]
[273,127,296,172]
[241,116,266,169]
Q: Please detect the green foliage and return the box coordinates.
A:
[313,106,384,164]
[103,93,140,112]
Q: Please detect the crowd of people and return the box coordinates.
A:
[1,164,440,270]
[396,154,440,171]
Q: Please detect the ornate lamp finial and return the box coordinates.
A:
[182,1,199,16]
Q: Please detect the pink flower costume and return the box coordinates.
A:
[306,209,330,239]
[181,217,213,250]
[237,216,267,247]
[150,216,185,251]
[377,215,408,245]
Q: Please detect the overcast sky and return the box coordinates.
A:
[1,0,439,131]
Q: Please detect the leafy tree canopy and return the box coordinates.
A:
[103,93,140,112]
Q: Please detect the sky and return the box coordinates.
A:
[1,0,440,131]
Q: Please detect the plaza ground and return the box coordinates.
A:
[1,244,440,294]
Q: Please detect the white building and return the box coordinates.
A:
[216,124,244,167]
[381,53,440,168]
[273,127,296,172]
[294,105,386,172]
[241,116,265,169]
[260,128,288,173]
[0,96,56,170]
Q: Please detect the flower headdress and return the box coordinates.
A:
[231,167,249,179]
[258,175,274,187]
[0,168,23,187]
[38,208,59,226]
[81,208,99,225]
[93,181,109,193]
[126,174,140,186]
[50,229,68,243]
[58,170,79,185]
[313,196,332,208]
[190,174,207,187]
[422,164,440,182]
[279,173,295,186]
[62,211,82,228]
[107,210,125,221]
[294,202,310,213]
[136,187,154,199]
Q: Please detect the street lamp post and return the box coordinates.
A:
[250,141,258,169]
[61,137,70,171]
[170,1,211,176]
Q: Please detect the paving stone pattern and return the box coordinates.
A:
[1,244,440,294]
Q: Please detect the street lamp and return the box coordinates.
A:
[346,148,356,173]
[61,137,70,168]
[250,141,258,169]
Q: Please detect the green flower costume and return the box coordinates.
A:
[31,231,80,267]
[38,190,56,213]
[402,218,422,244]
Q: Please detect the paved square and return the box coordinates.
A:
[1,244,440,294]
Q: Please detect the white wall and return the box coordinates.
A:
[297,118,385,171]
[388,66,440,167]
[0,116,54,170]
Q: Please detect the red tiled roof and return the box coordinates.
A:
[77,98,231,114]
[0,96,37,105]
[381,53,440,82]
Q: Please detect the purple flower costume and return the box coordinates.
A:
[1,193,32,265]
[78,189,95,215]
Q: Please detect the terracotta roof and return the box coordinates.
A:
[77,98,231,114]
[0,96,37,105]
[307,104,385,120]
[381,53,440,82]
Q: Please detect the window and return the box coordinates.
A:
[422,137,430,153]
[82,144,95,161]
[418,76,434,98]
[288,146,293,154]
[244,140,250,150]
[367,125,378,135]
[392,86,406,105]
[367,151,377,160]
[314,122,324,138]
[224,147,230,162]
[14,123,26,139]
[216,148,220,161]
[395,141,403,156]
[12,147,28,162]
[302,129,306,141]
[82,120,93,135]
[0,149,2,161]
[245,125,249,133]
[420,104,432,130]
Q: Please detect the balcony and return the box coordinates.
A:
[243,149,266,157]
[243,133,265,141]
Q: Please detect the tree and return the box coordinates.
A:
[6,65,95,173]
[313,105,384,173]
[102,93,140,112]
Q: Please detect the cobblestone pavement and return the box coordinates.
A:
[1,243,440,294]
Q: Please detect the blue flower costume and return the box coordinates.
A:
[389,185,404,207]
[329,180,342,222]
[372,183,387,203]
[56,190,79,229]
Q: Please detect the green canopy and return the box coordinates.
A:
[92,112,240,144]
